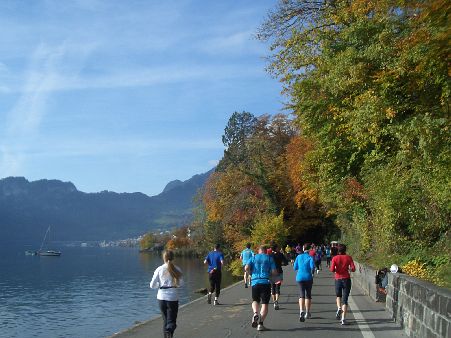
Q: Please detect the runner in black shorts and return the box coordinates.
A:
[245,245,277,332]
[330,244,356,325]
[252,284,271,304]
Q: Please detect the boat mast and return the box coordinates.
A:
[39,226,51,251]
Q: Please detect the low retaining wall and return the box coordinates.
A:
[353,260,451,338]
[352,261,379,302]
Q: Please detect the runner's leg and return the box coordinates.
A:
[158,299,168,335]
[215,271,221,298]
[305,280,313,315]
[166,300,179,334]
[260,284,271,323]
[341,278,351,320]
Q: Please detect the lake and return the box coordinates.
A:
[0,243,236,338]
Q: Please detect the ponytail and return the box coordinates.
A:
[163,250,182,287]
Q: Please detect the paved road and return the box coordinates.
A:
[112,266,405,338]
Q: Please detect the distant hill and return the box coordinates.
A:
[0,169,214,242]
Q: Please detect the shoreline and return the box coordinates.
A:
[110,279,243,337]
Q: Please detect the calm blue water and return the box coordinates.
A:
[0,243,234,338]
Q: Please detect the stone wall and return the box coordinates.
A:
[353,260,451,338]
[352,261,380,302]
[387,272,450,338]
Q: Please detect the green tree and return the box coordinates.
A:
[139,233,154,251]
[258,0,450,269]
[251,212,288,247]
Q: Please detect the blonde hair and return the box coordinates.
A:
[163,250,182,287]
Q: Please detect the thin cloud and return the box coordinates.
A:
[0,42,76,176]
[198,30,264,55]
[5,137,224,159]
[9,63,264,93]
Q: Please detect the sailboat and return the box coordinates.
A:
[38,226,62,257]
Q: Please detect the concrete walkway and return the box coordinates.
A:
[112,266,405,338]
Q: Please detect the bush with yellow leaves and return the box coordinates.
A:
[402,259,446,287]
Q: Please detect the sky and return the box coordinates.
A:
[0,0,284,196]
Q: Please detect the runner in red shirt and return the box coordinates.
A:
[329,244,355,325]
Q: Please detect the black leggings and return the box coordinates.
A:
[335,278,352,305]
[209,270,222,297]
[271,283,281,295]
[158,300,179,335]
[298,280,313,299]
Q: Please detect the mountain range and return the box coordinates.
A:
[0,169,214,242]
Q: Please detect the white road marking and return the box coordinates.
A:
[349,294,376,338]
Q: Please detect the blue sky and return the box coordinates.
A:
[0,0,283,196]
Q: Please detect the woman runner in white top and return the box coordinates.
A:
[150,250,183,338]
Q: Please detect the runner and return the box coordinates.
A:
[314,246,322,274]
[245,245,277,331]
[204,243,224,306]
[330,243,356,325]
[294,243,315,322]
[325,245,331,268]
[150,250,183,338]
[270,243,288,310]
[240,243,254,288]
[295,243,302,258]
[285,244,294,265]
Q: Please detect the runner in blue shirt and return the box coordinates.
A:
[325,246,331,268]
[245,245,277,332]
[204,244,224,305]
[294,243,315,322]
[240,243,254,288]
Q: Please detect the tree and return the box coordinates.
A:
[139,233,154,251]
[258,0,450,265]
[251,212,288,247]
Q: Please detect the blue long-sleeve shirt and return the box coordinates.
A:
[294,252,315,282]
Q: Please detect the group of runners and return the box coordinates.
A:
[237,241,355,331]
[285,243,335,270]
[149,241,355,337]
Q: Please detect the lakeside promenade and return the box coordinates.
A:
[112,266,404,338]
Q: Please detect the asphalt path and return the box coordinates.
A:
[112,265,405,338]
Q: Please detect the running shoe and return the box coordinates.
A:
[274,301,279,310]
[341,319,347,325]
[244,283,248,288]
[336,308,342,320]
[214,299,219,306]
[306,312,312,319]
[207,293,211,304]
[257,324,266,331]
[251,313,259,328]
[299,311,305,322]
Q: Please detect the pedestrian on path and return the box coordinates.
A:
[330,243,356,325]
[150,250,183,338]
[245,245,277,332]
[269,243,288,310]
[204,243,224,306]
[295,243,302,258]
[314,246,323,274]
[240,243,254,288]
[285,244,294,265]
[294,243,315,322]
[325,245,331,268]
